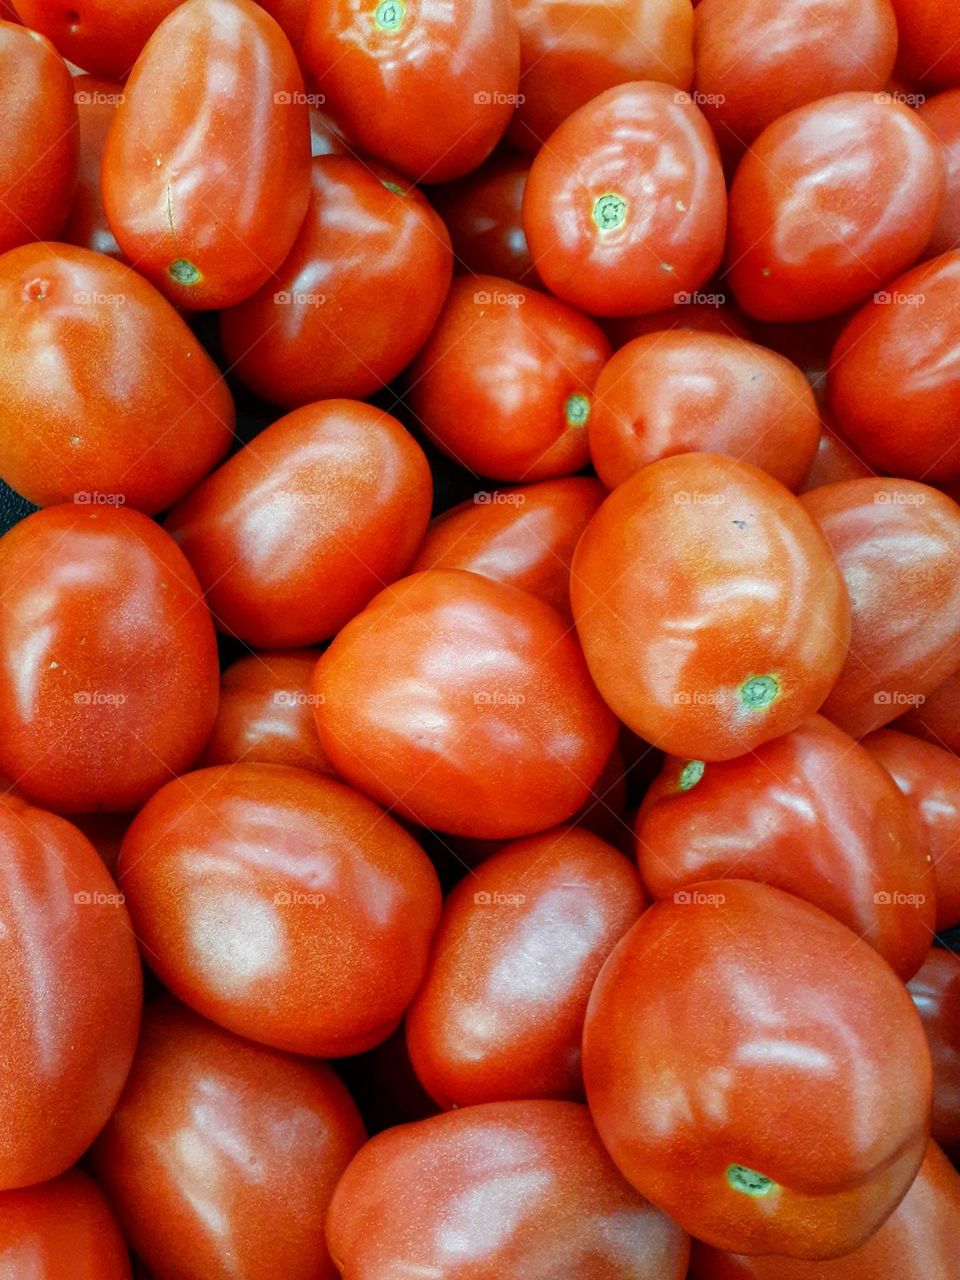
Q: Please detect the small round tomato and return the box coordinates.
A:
[0,1170,131,1279]
[61,77,123,259]
[896,667,960,754]
[166,400,432,647]
[602,300,750,349]
[727,93,945,322]
[327,1101,690,1279]
[92,998,366,1280]
[571,453,851,761]
[406,275,609,481]
[312,569,618,838]
[909,950,960,1152]
[429,150,539,285]
[11,0,181,78]
[799,423,873,492]
[918,91,960,255]
[889,0,960,90]
[583,880,932,1257]
[523,82,727,317]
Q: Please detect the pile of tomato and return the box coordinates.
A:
[1,0,960,1275]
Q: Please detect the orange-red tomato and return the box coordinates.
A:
[896,667,960,754]
[889,0,960,91]
[919,90,960,255]
[62,76,123,258]
[908,950,960,1152]
[429,150,539,285]
[11,0,181,78]
[0,1170,131,1279]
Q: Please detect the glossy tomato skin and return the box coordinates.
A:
[727,93,945,322]
[896,667,960,754]
[302,0,520,183]
[0,793,142,1189]
[119,764,442,1056]
[0,243,233,511]
[221,156,452,406]
[166,400,432,648]
[583,881,932,1257]
[523,81,726,317]
[406,275,609,481]
[406,827,645,1108]
[0,23,77,254]
[589,332,820,491]
[908,951,960,1151]
[62,77,123,258]
[800,479,960,738]
[102,0,311,309]
[327,1100,690,1279]
[571,453,851,761]
[0,506,218,813]
[312,570,618,838]
[429,150,539,284]
[602,300,750,348]
[890,0,960,91]
[92,998,366,1280]
[0,1169,131,1279]
[12,0,180,78]
[918,91,960,255]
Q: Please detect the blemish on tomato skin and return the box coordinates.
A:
[22,278,51,303]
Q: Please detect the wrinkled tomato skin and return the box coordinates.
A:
[327,1101,691,1279]
[889,0,960,91]
[602,301,749,348]
[918,91,960,256]
[896,667,960,754]
[583,881,932,1258]
[0,793,142,1190]
[92,998,366,1280]
[571,453,851,761]
[312,570,619,839]
[0,243,234,511]
[103,0,311,309]
[908,950,960,1152]
[119,764,442,1056]
[0,1169,131,1279]
[429,150,539,285]
[0,506,219,814]
[11,0,181,78]
[801,479,960,738]
[523,82,726,318]
[62,77,123,259]
[166,400,432,648]
[727,93,945,323]
[220,156,452,406]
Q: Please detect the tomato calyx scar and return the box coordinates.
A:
[565,393,591,427]
[727,1164,776,1197]
[740,674,779,710]
[169,259,202,286]
[374,0,405,30]
[678,760,704,791]
[592,193,626,232]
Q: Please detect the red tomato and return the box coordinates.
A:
[92,997,366,1280]
[166,400,432,647]
[799,423,873,492]
[889,0,960,91]
[800,479,960,738]
[909,950,960,1152]
[0,1170,131,1279]
[0,793,142,1189]
[302,0,520,183]
[312,569,619,838]
[602,300,750,349]
[327,1100,690,1279]
[727,93,945,322]
[745,312,851,406]
[220,156,452,406]
[635,715,932,978]
[119,764,442,1056]
[406,275,609,481]
[11,0,180,78]
[0,22,77,254]
[0,2,18,18]
[589,332,820,491]
[257,0,310,52]
[523,82,727,317]
[61,77,122,258]
[0,243,234,511]
[429,149,539,285]
[583,880,932,1257]
[896,667,960,754]
[571,453,851,761]
[918,91,960,255]
[0,505,219,813]
[102,0,311,309]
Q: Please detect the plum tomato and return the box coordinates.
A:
[918,91,960,255]
[896,667,960,755]
[889,0,960,91]
[429,150,539,285]
[61,77,123,259]
[908,950,960,1152]
[11,0,181,79]
[0,1169,131,1279]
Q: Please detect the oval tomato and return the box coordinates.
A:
[11,0,180,79]
[918,90,960,255]
[62,77,123,259]
[430,150,538,284]
[0,1170,131,1279]
[908,950,960,1152]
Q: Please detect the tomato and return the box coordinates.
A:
[220,156,452,406]
[0,792,142,1190]
[429,150,539,285]
[0,243,234,511]
[410,477,605,619]
[896,667,960,754]
[312,569,618,838]
[523,82,727,317]
[571,453,851,761]
[910,949,960,1156]
[0,505,219,813]
[589,332,820,491]
[62,77,123,259]
[745,312,851,406]
[406,826,645,1108]
[583,880,932,1257]
[327,1100,690,1279]
[309,107,348,156]
[102,0,311,310]
[889,0,960,91]
[799,423,873,492]
[0,1169,131,1279]
[166,400,432,647]
[602,300,750,349]
[918,91,960,255]
[119,764,442,1056]
[257,0,310,52]
[800,479,960,738]
[302,0,520,183]
[406,275,609,481]
[727,93,945,322]
[0,22,77,254]
[92,997,366,1280]
[11,0,181,78]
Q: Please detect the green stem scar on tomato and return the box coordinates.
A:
[592,193,626,232]
[375,0,405,30]
[678,759,704,791]
[565,393,590,427]
[740,674,779,710]
[727,1164,776,1197]
[169,259,201,286]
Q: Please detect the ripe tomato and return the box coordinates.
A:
[220,156,452,406]
[166,400,432,648]
[727,93,945,322]
[0,243,234,511]
[62,77,123,259]
[896,667,960,754]
[523,82,727,317]
[429,150,539,285]
[0,1170,131,1279]
[889,0,960,91]
[11,0,180,78]
[102,0,311,309]
[0,793,141,1190]
[327,1101,690,1279]
[918,91,960,255]
[571,453,851,761]
[602,300,750,349]
[583,880,932,1257]
[908,950,960,1152]
[257,0,310,52]
[406,275,609,481]
[312,569,618,838]
[92,998,366,1280]
[0,505,219,813]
